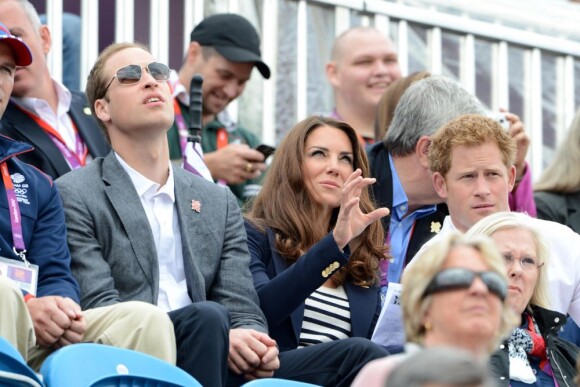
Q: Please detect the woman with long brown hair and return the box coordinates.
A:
[244,115,390,386]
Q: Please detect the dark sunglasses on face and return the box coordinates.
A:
[422,268,507,301]
[103,62,171,96]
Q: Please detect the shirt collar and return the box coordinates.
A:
[389,152,438,220]
[169,73,236,132]
[115,152,175,202]
[169,71,189,105]
[389,153,409,219]
[12,77,72,116]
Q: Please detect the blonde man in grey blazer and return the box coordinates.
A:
[56,42,279,386]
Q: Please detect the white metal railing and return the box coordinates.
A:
[40,0,580,179]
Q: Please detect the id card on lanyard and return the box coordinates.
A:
[1,163,39,295]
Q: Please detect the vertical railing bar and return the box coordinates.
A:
[460,33,476,94]
[397,20,408,75]
[428,26,442,75]
[115,0,134,43]
[80,0,99,91]
[45,0,63,82]
[261,0,278,145]
[296,0,308,121]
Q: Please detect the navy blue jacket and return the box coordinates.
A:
[245,221,381,352]
[0,133,79,301]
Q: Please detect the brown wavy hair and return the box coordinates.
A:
[245,116,388,287]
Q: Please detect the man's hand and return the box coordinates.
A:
[204,144,266,184]
[26,296,85,348]
[501,109,529,181]
[53,315,87,349]
[228,328,279,379]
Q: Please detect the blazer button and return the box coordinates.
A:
[332,261,339,269]
[322,270,329,278]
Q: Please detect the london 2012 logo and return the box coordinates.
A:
[10,173,30,205]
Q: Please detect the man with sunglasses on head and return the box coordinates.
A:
[0,0,109,179]
[0,23,175,372]
[415,113,580,331]
[168,13,269,206]
[56,42,280,387]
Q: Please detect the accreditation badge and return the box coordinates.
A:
[0,257,38,296]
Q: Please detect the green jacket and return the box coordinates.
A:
[167,101,262,207]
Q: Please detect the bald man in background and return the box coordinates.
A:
[326,27,402,145]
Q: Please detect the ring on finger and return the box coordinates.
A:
[245,162,253,173]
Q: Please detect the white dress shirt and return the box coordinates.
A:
[411,215,580,325]
[116,153,192,312]
[13,79,76,149]
[11,78,91,165]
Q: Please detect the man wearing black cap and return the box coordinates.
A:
[168,13,270,205]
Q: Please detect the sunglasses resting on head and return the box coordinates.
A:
[103,62,171,97]
[422,268,507,301]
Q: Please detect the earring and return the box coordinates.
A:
[424,321,433,331]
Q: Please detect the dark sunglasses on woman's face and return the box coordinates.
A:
[103,62,171,96]
[422,268,507,301]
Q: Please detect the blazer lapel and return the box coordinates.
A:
[266,229,304,341]
[3,101,71,175]
[68,93,110,158]
[346,283,378,338]
[567,192,580,232]
[368,142,394,233]
[173,168,206,303]
[102,153,158,294]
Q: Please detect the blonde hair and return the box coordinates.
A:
[429,114,516,178]
[402,233,517,352]
[466,211,551,310]
[535,108,580,193]
[85,42,150,142]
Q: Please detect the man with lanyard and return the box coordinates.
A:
[0,22,176,371]
[168,13,269,205]
[0,0,109,180]
[325,26,402,146]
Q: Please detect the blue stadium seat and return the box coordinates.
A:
[0,337,44,387]
[242,379,321,387]
[40,343,201,387]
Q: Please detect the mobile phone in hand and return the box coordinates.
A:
[255,144,276,160]
[490,112,510,131]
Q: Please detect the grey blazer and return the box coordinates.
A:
[56,152,267,331]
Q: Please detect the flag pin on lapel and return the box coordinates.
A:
[191,200,201,213]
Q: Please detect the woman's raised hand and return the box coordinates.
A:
[332,169,390,250]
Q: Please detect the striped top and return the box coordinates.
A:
[298,285,351,347]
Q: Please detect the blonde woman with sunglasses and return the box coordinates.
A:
[352,232,517,386]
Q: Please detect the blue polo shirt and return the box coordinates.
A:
[382,154,436,290]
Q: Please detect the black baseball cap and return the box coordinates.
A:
[190,14,270,79]
[0,22,32,66]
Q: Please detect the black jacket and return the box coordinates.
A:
[535,191,580,235]
[367,141,448,265]
[489,305,579,387]
[0,92,110,179]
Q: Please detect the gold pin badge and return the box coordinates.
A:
[430,221,441,234]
